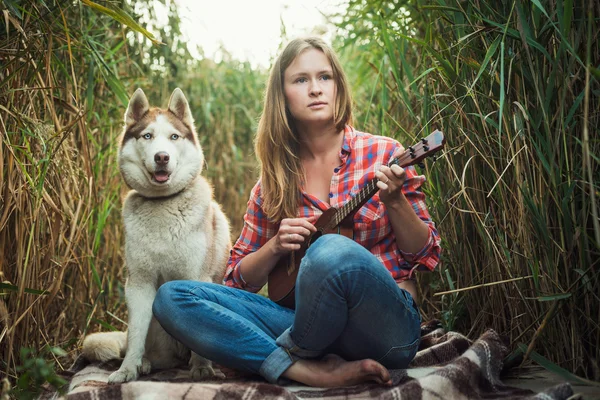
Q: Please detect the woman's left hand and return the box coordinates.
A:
[375,164,406,205]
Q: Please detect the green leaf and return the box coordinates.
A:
[92,318,121,331]
[0,283,47,295]
[563,0,573,37]
[470,36,501,91]
[536,293,571,301]
[379,19,416,120]
[499,41,505,141]
[80,0,163,45]
[530,0,550,19]
[445,269,456,291]
[482,18,552,61]
[409,67,436,87]
[48,347,68,357]
[517,344,600,386]
[565,90,585,128]
[3,0,23,19]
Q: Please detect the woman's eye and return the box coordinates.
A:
[296,77,307,83]
[321,75,332,81]
[143,133,152,140]
[170,134,180,140]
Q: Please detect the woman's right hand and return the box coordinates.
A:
[272,217,318,256]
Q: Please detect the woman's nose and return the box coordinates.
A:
[309,80,323,96]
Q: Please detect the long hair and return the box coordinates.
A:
[255,37,353,221]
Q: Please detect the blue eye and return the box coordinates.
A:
[170,134,179,140]
[321,75,332,81]
[295,77,307,83]
[143,133,152,140]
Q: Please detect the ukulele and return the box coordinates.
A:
[267,130,446,309]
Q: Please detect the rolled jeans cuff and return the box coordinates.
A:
[276,327,323,358]
[259,346,297,383]
[259,327,325,383]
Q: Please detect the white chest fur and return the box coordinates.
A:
[121,178,214,283]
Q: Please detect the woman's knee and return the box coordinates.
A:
[299,234,375,281]
[153,281,184,322]
[153,280,209,321]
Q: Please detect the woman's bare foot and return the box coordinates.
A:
[282,354,392,387]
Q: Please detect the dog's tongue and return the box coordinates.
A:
[154,171,169,183]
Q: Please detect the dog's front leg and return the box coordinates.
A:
[108,281,154,383]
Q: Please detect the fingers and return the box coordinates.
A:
[278,232,307,251]
[277,216,318,252]
[281,217,318,233]
[376,165,406,190]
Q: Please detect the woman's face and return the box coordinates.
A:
[283,48,337,128]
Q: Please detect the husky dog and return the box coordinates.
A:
[82,88,231,383]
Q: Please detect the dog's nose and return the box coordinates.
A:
[154,152,170,165]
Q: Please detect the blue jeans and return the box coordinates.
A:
[152,234,421,383]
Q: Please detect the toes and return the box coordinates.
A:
[359,359,390,384]
[141,358,152,375]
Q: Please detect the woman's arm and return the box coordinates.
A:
[237,217,317,288]
[376,164,430,255]
[224,182,316,291]
[375,164,440,268]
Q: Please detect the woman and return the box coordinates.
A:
[153,37,441,387]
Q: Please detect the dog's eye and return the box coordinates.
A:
[170,134,180,140]
[143,133,152,140]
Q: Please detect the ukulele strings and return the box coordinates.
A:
[326,139,429,230]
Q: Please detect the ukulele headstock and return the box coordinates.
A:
[390,130,445,169]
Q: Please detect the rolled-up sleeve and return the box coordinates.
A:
[396,163,442,274]
[223,182,277,292]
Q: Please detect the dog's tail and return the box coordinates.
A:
[82,331,127,362]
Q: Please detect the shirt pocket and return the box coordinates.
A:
[353,194,387,244]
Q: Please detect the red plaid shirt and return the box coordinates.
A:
[224,126,441,292]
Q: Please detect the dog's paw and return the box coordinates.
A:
[108,366,138,383]
[190,364,226,381]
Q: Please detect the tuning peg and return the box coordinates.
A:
[432,155,437,162]
[418,162,425,169]
[421,138,428,144]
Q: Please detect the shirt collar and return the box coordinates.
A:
[340,125,355,156]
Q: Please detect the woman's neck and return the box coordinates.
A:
[297,122,343,161]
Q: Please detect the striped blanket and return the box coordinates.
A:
[51,321,574,399]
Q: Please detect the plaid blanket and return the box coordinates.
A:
[48,321,574,399]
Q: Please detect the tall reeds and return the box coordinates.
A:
[0,0,263,387]
[336,0,599,379]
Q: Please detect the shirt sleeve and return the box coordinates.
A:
[223,182,277,292]
[391,145,442,274]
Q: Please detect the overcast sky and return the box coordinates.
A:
[165,0,348,67]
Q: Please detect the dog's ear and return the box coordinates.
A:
[167,88,194,128]
[125,88,149,126]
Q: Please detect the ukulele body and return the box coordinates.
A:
[267,207,353,309]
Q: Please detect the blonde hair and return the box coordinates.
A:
[255,37,353,221]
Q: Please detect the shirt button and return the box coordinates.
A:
[334,167,340,172]
[329,193,334,198]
